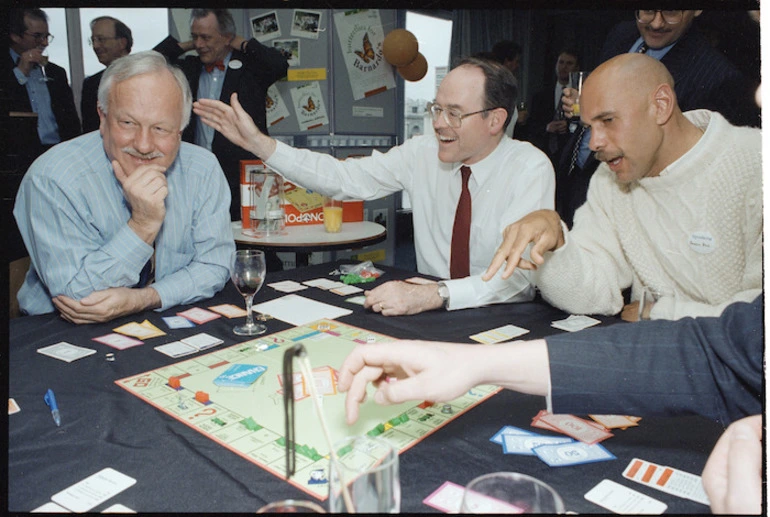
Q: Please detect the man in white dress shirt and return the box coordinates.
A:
[194,56,554,316]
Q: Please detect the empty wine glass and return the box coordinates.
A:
[230,249,267,336]
[39,49,52,82]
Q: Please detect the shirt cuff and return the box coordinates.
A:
[13,67,28,85]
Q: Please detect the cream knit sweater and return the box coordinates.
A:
[536,110,762,320]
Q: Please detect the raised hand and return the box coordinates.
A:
[483,209,564,281]
[113,160,167,244]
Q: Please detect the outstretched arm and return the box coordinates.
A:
[194,93,276,159]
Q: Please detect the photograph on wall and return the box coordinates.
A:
[265,84,291,126]
[289,81,329,131]
[251,11,281,42]
[273,39,300,67]
[333,9,395,101]
[290,9,322,40]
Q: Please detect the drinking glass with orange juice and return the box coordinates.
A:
[323,197,343,233]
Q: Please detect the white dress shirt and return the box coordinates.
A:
[266,133,555,310]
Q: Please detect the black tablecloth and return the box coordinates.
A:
[9,260,722,513]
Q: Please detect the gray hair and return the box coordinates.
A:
[98,50,192,130]
[190,9,236,36]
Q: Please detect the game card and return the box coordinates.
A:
[470,324,529,344]
[37,342,97,363]
[51,467,137,513]
[345,295,367,305]
[162,316,196,329]
[551,314,602,332]
[489,425,537,445]
[101,503,136,513]
[534,412,614,444]
[9,398,20,415]
[113,321,166,339]
[589,414,641,429]
[533,441,616,467]
[253,294,352,326]
[422,480,465,513]
[154,341,199,358]
[585,479,667,514]
[31,501,69,512]
[623,458,710,506]
[208,304,248,318]
[302,278,347,290]
[330,285,364,296]
[177,307,221,324]
[268,280,308,292]
[180,333,224,351]
[92,333,144,350]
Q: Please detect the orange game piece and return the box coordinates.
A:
[168,376,181,389]
[195,391,209,403]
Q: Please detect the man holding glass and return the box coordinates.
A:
[194,57,554,317]
[7,8,81,149]
[483,53,761,322]
[13,51,234,322]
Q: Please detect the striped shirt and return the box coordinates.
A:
[14,131,235,315]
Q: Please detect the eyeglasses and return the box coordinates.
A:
[427,102,497,128]
[24,31,54,43]
[89,36,119,46]
[635,10,684,25]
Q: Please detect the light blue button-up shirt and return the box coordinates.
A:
[10,48,61,144]
[14,131,235,315]
[195,52,231,150]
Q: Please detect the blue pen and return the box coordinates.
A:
[44,389,61,427]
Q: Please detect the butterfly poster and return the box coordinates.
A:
[265,84,291,127]
[289,82,329,131]
[333,9,395,101]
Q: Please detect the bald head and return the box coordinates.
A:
[584,53,675,110]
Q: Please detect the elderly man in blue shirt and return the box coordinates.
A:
[14,50,235,323]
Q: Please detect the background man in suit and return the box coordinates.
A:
[557,9,758,228]
[524,49,579,165]
[154,9,288,224]
[7,8,80,151]
[81,16,132,133]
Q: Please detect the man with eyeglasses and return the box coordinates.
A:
[7,8,81,150]
[555,9,758,230]
[81,16,132,133]
[194,57,554,317]
[153,9,288,230]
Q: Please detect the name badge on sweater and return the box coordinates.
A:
[688,231,716,254]
[229,59,243,70]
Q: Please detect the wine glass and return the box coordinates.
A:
[461,472,564,513]
[39,49,53,82]
[230,249,267,336]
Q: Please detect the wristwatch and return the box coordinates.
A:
[437,281,450,309]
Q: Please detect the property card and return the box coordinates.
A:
[162,316,196,329]
[51,467,137,513]
[181,332,224,351]
[92,333,144,350]
[535,412,614,444]
[533,441,616,467]
[268,280,308,293]
[330,284,364,296]
[9,398,20,415]
[502,434,574,456]
[113,321,166,339]
[154,341,199,358]
[422,480,465,513]
[551,314,602,332]
[585,479,667,514]
[38,342,97,363]
[177,307,221,324]
[253,294,352,326]
[589,414,641,430]
[208,304,248,318]
[489,425,537,445]
[623,458,710,506]
[345,295,367,305]
[302,278,347,290]
[470,324,529,344]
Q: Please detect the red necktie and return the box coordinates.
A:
[450,166,472,279]
[204,61,225,73]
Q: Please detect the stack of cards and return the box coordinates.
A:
[154,333,224,358]
[489,424,616,467]
[268,280,308,293]
[38,342,96,362]
[470,324,529,344]
[585,479,667,514]
[550,314,601,332]
[589,414,642,430]
[623,458,710,506]
[532,410,614,444]
[113,320,166,339]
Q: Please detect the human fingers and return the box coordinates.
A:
[112,160,128,185]
[724,418,763,514]
[483,225,531,281]
[343,365,386,425]
[52,296,97,324]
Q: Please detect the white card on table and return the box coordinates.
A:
[551,314,602,332]
[330,284,364,295]
[623,458,710,506]
[31,501,69,512]
[302,278,346,289]
[181,333,224,351]
[154,341,198,358]
[585,479,667,514]
[38,342,96,362]
[422,480,465,513]
[470,324,529,344]
[51,467,136,513]
[92,333,144,350]
[102,503,136,513]
[253,295,352,326]
[268,280,308,292]
[345,295,367,305]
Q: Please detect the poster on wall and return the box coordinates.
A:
[289,82,329,131]
[266,84,291,126]
[291,9,322,39]
[251,11,281,42]
[333,9,395,101]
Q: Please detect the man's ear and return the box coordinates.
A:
[98,103,106,134]
[652,83,675,125]
[489,107,508,134]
